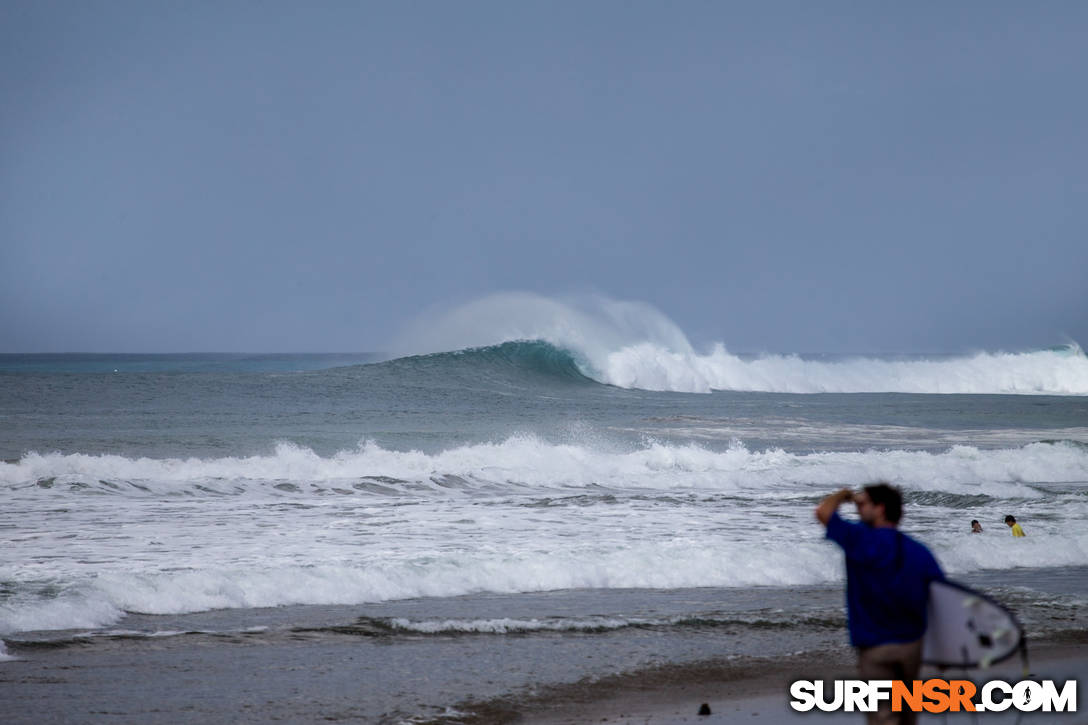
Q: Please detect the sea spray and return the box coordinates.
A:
[387,293,1088,394]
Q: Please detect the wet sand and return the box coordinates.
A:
[0,587,852,724]
[4,635,1082,724]
[518,643,1087,725]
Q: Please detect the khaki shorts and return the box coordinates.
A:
[857,638,923,725]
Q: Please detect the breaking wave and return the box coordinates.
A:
[4,438,1088,498]
[3,534,1086,636]
[387,293,1088,394]
[4,438,1086,637]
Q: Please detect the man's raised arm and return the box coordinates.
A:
[816,488,855,526]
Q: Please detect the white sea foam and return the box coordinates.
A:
[387,616,637,634]
[384,613,782,634]
[391,292,1088,394]
[0,593,125,633]
[2,525,1085,636]
[3,437,1086,635]
[0,640,15,662]
[383,611,841,634]
[4,438,1087,497]
[599,342,1088,394]
[0,544,844,634]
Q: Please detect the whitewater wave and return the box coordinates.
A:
[4,437,1086,636]
[599,342,1088,394]
[388,293,1088,394]
[4,438,1088,498]
[3,534,1086,636]
[0,546,847,634]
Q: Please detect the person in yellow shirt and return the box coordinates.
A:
[1004,515,1025,537]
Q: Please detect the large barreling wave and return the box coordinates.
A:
[388,293,1088,395]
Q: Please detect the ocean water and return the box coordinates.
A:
[2,322,1088,721]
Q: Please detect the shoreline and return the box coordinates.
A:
[453,640,1087,725]
[445,650,858,724]
[1,624,1084,725]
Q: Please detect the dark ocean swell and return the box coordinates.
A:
[375,341,596,386]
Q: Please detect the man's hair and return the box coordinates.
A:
[1005,515,1016,524]
[970,519,979,526]
[864,483,903,523]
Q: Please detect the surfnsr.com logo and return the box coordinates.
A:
[790,679,1077,714]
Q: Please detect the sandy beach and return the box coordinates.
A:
[517,642,1087,725]
[2,632,1083,724]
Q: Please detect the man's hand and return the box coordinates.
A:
[815,487,855,526]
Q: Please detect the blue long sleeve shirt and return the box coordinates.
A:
[826,511,944,648]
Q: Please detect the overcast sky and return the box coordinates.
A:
[2,1,1085,354]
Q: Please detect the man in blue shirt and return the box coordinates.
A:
[817,483,944,725]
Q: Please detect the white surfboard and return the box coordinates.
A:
[922,579,1025,669]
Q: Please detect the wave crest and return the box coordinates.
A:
[387,293,1088,394]
[4,438,1087,498]
[599,342,1088,394]
[383,340,591,384]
